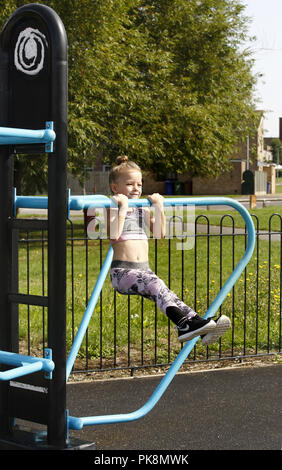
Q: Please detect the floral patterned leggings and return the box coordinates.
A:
[110,261,196,319]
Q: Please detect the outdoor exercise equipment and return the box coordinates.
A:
[0,4,256,450]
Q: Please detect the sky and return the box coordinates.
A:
[243,0,282,138]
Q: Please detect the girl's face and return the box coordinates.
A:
[111,170,142,198]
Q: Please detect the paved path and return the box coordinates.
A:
[67,363,282,451]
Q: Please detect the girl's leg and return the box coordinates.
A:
[110,267,195,318]
[110,266,217,342]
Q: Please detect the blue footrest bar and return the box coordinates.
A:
[0,348,54,381]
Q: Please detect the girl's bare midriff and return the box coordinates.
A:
[112,239,149,262]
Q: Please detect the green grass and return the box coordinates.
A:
[194,205,282,231]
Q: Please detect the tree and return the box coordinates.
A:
[129,0,259,178]
[270,138,282,164]
[0,0,259,192]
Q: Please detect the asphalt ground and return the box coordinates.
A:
[2,363,281,466]
[67,363,282,452]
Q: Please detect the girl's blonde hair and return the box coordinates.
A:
[109,155,141,184]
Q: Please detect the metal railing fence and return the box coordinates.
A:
[17,211,282,376]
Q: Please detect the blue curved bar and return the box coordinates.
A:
[0,121,55,152]
[64,196,255,430]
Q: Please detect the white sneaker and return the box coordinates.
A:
[201,315,231,346]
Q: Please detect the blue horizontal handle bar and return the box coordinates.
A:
[68,195,246,210]
[15,194,110,211]
[15,195,48,210]
[67,196,256,430]
[16,193,253,212]
[0,350,55,381]
[0,122,55,152]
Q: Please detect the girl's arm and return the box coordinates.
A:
[145,193,166,239]
[106,194,128,240]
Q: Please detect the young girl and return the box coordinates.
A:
[107,155,231,344]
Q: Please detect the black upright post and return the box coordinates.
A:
[0,30,13,438]
[46,10,68,447]
[0,4,68,449]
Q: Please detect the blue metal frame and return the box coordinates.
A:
[0,121,55,152]
[54,194,255,430]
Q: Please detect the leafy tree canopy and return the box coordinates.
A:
[270,138,282,164]
[0,0,259,192]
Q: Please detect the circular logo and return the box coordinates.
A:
[14,27,48,75]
